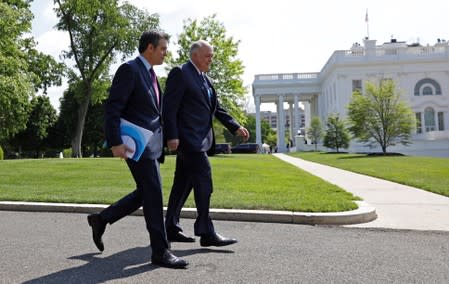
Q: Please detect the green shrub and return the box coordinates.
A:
[0,145,3,160]
[63,148,72,158]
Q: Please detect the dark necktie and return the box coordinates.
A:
[201,73,212,99]
[149,68,159,105]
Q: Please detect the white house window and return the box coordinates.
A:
[415,112,422,134]
[422,86,433,96]
[414,78,442,96]
[438,112,445,131]
[352,80,362,93]
[424,107,436,132]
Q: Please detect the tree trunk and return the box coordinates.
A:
[71,84,92,158]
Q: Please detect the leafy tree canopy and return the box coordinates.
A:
[323,114,350,152]
[167,14,247,123]
[8,95,57,157]
[347,80,415,153]
[54,0,160,156]
[307,116,323,151]
[0,0,63,141]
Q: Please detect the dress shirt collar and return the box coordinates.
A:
[138,55,153,71]
[189,60,202,76]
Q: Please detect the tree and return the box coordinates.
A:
[306,116,323,151]
[0,0,63,141]
[347,80,415,154]
[82,100,106,157]
[8,95,57,157]
[222,114,275,146]
[25,42,65,94]
[264,131,278,149]
[323,114,350,153]
[242,115,275,144]
[57,78,109,157]
[54,0,160,157]
[57,82,79,150]
[167,14,247,124]
[0,0,33,141]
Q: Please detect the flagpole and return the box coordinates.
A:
[365,9,369,39]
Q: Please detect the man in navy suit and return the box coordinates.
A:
[163,40,250,246]
[87,30,187,269]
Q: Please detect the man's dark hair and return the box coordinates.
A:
[138,30,170,53]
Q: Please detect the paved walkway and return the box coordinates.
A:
[3,211,448,283]
[274,153,449,231]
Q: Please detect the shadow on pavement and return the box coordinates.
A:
[23,246,234,283]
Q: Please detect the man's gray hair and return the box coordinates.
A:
[189,40,210,58]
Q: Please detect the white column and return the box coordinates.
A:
[335,81,339,112]
[275,102,280,147]
[277,95,286,152]
[420,111,425,133]
[288,102,294,144]
[293,95,299,137]
[255,96,262,146]
[303,101,311,143]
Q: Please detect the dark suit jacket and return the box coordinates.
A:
[163,61,241,153]
[105,57,163,160]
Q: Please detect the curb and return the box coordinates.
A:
[0,201,376,225]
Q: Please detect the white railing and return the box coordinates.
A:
[254,72,319,82]
[255,44,449,83]
[320,44,449,76]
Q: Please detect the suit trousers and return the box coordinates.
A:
[165,151,215,236]
[99,158,169,253]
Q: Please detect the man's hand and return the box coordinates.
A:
[111,144,133,159]
[236,127,250,142]
[167,139,179,151]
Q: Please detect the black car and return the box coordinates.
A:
[231,143,260,154]
[214,143,232,154]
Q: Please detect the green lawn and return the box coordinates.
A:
[0,154,359,212]
[289,152,449,197]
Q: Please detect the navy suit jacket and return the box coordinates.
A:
[104,57,163,160]
[163,61,241,153]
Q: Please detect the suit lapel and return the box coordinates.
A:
[187,62,212,108]
[136,58,160,110]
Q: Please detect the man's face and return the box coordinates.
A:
[193,45,214,72]
[147,38,168,66]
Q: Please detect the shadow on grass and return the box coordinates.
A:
[210,154,237,158]
[319,152,406,160]
[338,152,406,160]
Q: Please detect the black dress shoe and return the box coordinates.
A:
[200,233,238,247]
[151,249,188,269]
[167,231,195,243]
[87,213,106,252]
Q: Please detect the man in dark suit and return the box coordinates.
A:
[163,40,250,246]
[87,30,187,269]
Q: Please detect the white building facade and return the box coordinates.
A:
[252,38,449,157]
[248,110,305,136]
